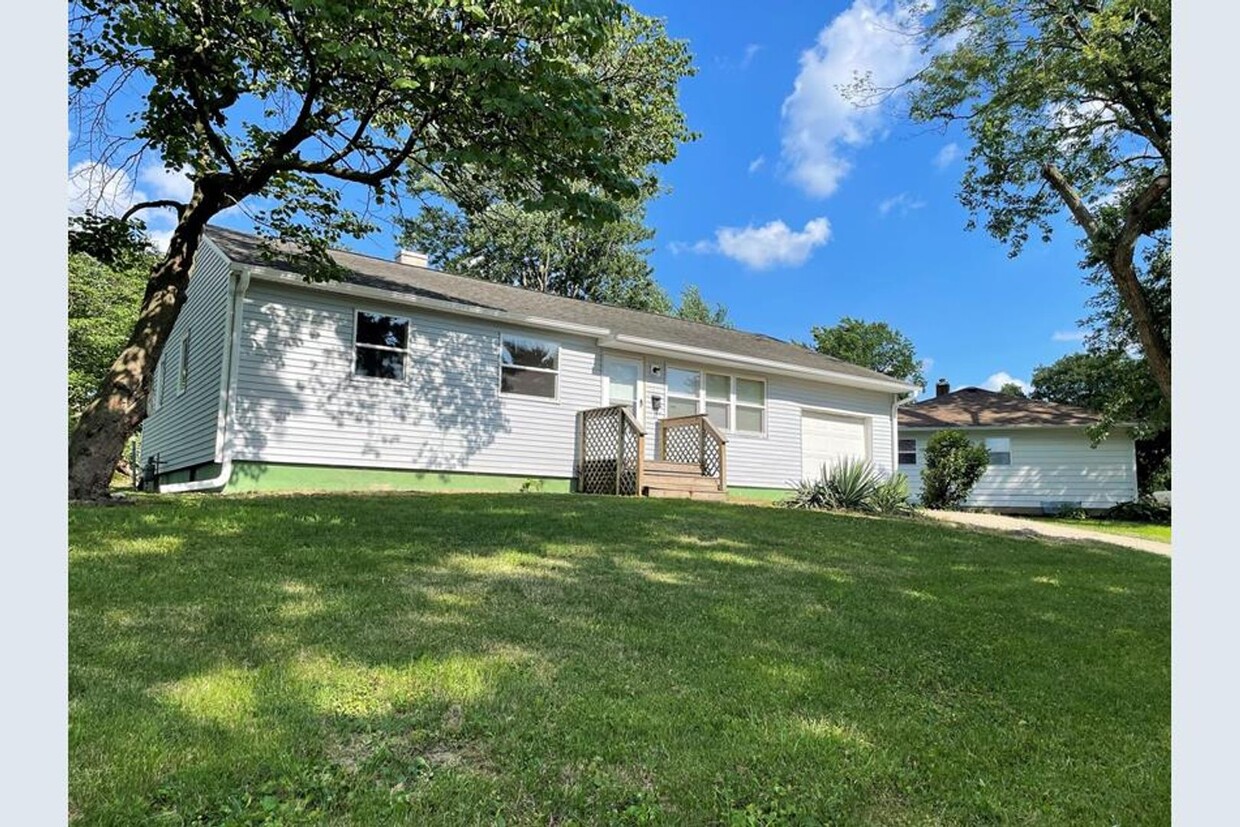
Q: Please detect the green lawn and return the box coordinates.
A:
[1036,517,1172,543]
[70,493,1170,825]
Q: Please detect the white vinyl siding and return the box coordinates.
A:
[232,283,598,478]
[140,240,233,472]
[902,427,1138,510]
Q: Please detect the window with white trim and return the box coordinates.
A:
[354,311,409,380]
[898,438,917,465]
[176,330,191,395]
[662,368,766,434]
[985,437,1012,465]
[500,333,558,399]
[158,358,169,407]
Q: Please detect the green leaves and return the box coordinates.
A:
[809,317,924,387]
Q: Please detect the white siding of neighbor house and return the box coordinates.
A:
[899,427,1138,510]
[140,240,233,472]
[229,282,900,488]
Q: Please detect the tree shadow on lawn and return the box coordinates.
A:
[68,493,1170,825]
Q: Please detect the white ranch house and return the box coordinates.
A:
[142,227,918,498]
[898,382,1138,514]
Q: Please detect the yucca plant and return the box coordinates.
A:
[822,458,882,511]
[872,473,914,515]
[782,476,832,509]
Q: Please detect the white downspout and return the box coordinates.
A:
[161,266,251,493]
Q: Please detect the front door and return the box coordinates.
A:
[603,355,644,425]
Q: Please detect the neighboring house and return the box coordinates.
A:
[141,227,916,497]
[898,381,1138,514]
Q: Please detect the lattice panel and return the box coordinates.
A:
[579,407,640,495]
[701,433,721,478]
[662,421,702,467]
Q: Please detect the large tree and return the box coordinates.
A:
[67,0,690,499]
[906,0,1171,400]
[399,13,692,314]
[807,317,925,387]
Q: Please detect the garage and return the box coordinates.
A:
[801,410,870,478]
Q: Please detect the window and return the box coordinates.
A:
[158,359,169,407]
[662,367,766,434]
[898,438,917,465]
[500,333,558,399]
[704,373,731,429]
[665,367,700,418]
[354,311,409,380]
[150,360,162,413]
[734,377,765,434]
[985,437,1012,465]
[176,331,191,395]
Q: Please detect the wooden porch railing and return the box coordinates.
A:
[655,414,728,492]
[577,404,645,495]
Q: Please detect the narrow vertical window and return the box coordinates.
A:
[177,331,191,395]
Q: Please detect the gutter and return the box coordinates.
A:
[160,264,252,493]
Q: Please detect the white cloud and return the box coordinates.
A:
[1051,329,1087,343]
[741,43,763,69]
[982,371,1031,394]
[933,142,960,169]
[671,217,832,270]
[780,0,930,198]
[68,160,143,217]
[877,192,926,216]
[748,155,767,174]
[138,164,195,203]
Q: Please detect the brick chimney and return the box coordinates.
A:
[935,378,950,398]
[396,248,429,268]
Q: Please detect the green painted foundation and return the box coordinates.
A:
[725,486,790,503]
[224,461,572,495]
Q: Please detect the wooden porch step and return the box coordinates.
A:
[644,486,727,501]
[643,472,721,491]
[645,460,705,475]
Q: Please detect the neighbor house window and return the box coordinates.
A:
[985,437,1012,465]
[500,333,558,399]
[176,330,191,395]
[354,311,409,380]
[898,438,917,465]
[663,367,766,434]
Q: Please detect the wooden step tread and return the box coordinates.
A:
[646,460,703,474]
[644,486,727,501]
[642,474,722,492]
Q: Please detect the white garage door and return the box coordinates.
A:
[801,411,870,479]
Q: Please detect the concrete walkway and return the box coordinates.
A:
[921,510,1171,557]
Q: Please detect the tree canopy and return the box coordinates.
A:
[905,0,1171,400]
[67,0,695,499]
[808,317,924,387]
[673,284,731,327]
[997,382,1027,398]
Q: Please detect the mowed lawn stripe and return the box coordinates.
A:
[69,493,1170,825]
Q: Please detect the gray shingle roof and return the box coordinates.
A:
[899,387,1103,428]
[205,226,909,387]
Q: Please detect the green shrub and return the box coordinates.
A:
[782,459,911,515]
[1056,503,1088,520]
[872,473,914,515]
[919,430,990,510]
[1105,496,1171,524]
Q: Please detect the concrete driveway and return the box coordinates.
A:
[921,510,1171,556]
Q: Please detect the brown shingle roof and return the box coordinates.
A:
[205,226,912,388]
[899,387,1103,428]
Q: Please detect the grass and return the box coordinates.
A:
[70,493,1170,825]
[1035,517,1172,543]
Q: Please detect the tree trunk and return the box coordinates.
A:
[67,189,223,500]
[1107,249,1172,399]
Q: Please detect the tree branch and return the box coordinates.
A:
[1040,163,1099,239]
[121,199,186,223]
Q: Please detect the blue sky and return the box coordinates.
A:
[68,0,1096,398]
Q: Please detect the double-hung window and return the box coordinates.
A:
[354,311,409,380]
[985,437,1012,465]
[176,331,191,395]
[898,438,917,465]
[663,367,766,434]
[500,333,558,399]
